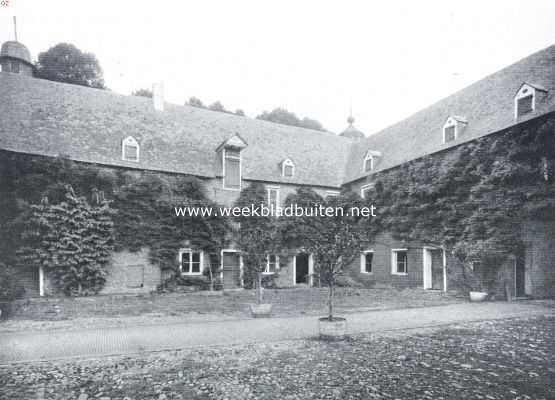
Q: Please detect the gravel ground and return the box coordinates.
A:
[1,316,554,400]
[1,288,462,333]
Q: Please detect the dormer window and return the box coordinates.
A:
[281,159,295,177]
[218,134,248,190]
[122,136,139,162]
[442,116,467,144]
[363,150,382,173]
[514,83,547,119]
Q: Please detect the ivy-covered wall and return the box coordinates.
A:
[0,151,230,296]
[345,112,555,296]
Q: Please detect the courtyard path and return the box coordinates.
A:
[0,301,552,364]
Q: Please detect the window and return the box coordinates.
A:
[264,254,279,274]
[360,184,373,199]
[514,83,546,119]
[325,190,340,197]
[223,148,241,190]
[363,154,374,172]
[516,95,533,117]
[179,249,203,275]
[363,150,381,173]
[443,116,467,144]
[282,159,295,177]
[267,186,280,209]
[361,250,373,273]
[10,61,19,73]
[122,136,139,162]
[392,249,408,275]
[443,125,456,143]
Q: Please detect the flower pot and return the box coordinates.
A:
[319,317,347,340]
[469,291,488,302]
[250,303,272,318]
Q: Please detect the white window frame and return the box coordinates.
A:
[122,136,140,162]
[325,190,340,197]
[360,184,373,199]
[360,250,374,274]
[282,159,295,177]
[267,186,280,209]
[391,248,408,276]
[222,147,242,190]
[363,153,374,172]
[514,84,536,119]
[264,254,279,275]
[442,118,458,144]
[179,249,204,276]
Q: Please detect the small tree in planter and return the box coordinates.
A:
[280,189,367,337]
[234,183,280,316]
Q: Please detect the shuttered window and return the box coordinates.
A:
[444,126,456,143]
[223,149,241,189]
[517,95,533,117]
[123,144,138,161]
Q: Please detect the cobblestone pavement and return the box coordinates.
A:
[0,315,554,400]
[0,302,552,364]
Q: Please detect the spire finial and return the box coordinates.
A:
[347,98,355,125]
[13,16,18,42]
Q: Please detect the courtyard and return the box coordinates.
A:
[1,314,554,400]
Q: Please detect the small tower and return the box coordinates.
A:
[0,17,35,77]
[339,109,365,140]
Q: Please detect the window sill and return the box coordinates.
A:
[181,272,204,276]
[391,272,408,276]
[360,271,373,275]
[262,272,276,276]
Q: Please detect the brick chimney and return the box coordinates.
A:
[152,82,164,111]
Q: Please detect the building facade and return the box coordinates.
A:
[1,40,554,298]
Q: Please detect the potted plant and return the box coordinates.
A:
[279,190,366,339]
[234,183,279,318]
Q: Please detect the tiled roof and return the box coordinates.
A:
[0,73,352,188]
[343,44,555,183]
[1,44,553,188]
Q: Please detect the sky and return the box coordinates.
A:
[1,0,554,135]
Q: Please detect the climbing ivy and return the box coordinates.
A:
[18,186,114,295]
[0,152,231,295]
[363,113,555,288]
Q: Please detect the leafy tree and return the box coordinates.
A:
[186,97,206,108]
[256,108,325,131]
[113,173,230,275]
[234,109,245,117]
[18,185,114,296]
[234,183,280,303]
[280,189,367,319]
[208,101,227,113]
[132,88,153,98]
[36,43,105,89]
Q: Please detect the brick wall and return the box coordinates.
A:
[343,232,427,289]
[100,248,161,295]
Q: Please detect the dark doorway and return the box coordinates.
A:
[295,253,309,284]
[515,255,526,297]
